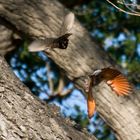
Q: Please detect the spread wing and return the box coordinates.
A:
[101,68,132,96]
[60,12,75,35]
[28,12,75,52]
[28,38,54,52]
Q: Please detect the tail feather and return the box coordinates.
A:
[85,77,96,118]
[87,91,96,118]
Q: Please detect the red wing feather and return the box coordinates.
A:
[101,68,132,96]
[106,74,132,96]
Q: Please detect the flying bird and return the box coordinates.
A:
[85,67,132,118]
[28,12,75,52]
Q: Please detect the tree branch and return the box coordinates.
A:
[0,0,140,139]
[0,55,97,140]
[106,0,140,16]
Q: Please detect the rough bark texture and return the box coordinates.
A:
[0,0,140,140]
[0,56,96,140]
[0,19,15,55]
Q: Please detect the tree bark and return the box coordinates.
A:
[0,0,140,140]
[0,56,97,140]
[0,19,16,55]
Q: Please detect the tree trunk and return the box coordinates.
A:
[0,0,140,140]
[0,56,97,140]
[0,19,16,55]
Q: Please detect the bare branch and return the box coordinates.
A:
[106,0,140,16]
[46,62,54,95]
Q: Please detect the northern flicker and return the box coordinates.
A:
[85,67,132,118]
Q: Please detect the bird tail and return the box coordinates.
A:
[87,91,96,118]
[85,77,96,118]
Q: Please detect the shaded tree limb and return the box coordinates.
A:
[0,18,16,55]
[0,56,97,140]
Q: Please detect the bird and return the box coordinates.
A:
[84,67,132,118]
[28,12,75,52]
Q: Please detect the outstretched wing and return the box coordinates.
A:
[101,68,132,96]
[53,12,74,49]
[28,12,75,52]
[28,38,54,52]
[60,12,75,35]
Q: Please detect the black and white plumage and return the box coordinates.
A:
[28,12,75,52]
